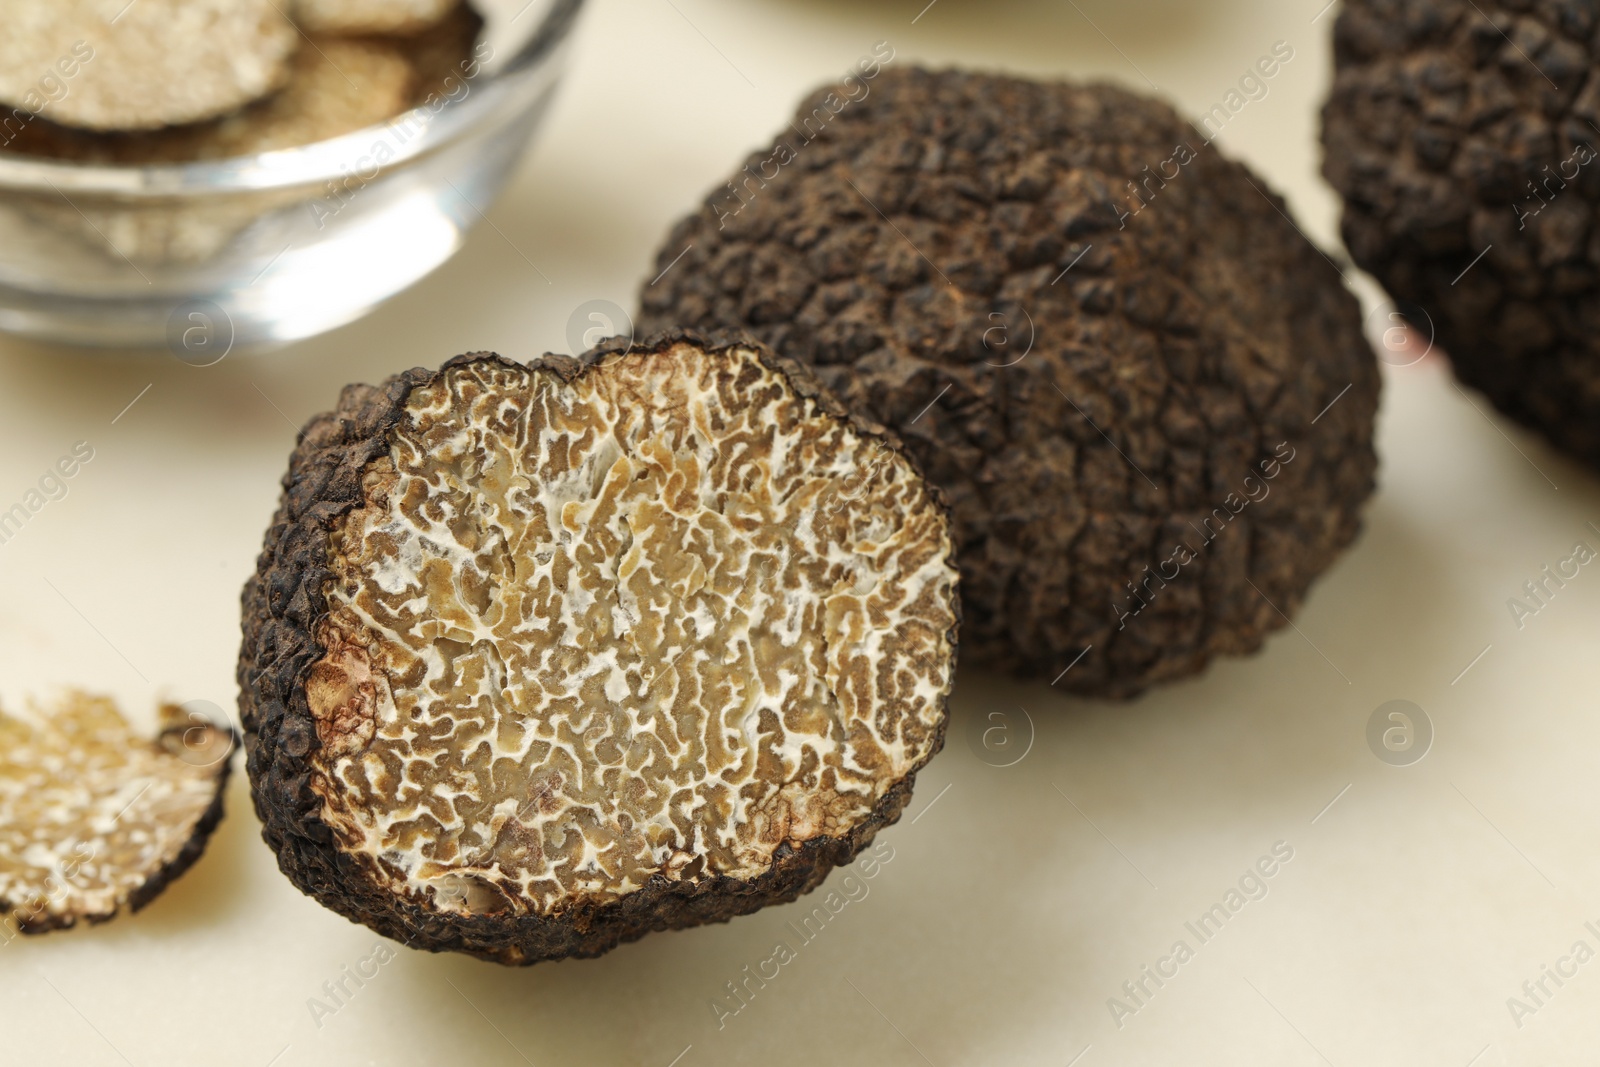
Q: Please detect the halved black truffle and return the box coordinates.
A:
[1323,0,1600,465]
[238,331,960,964]
[0,694,234,935]
[638,67,1380,697]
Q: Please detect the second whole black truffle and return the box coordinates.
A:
[1322,0,1600,468]
[639,67,1380,698]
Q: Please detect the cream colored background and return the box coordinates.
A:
[2,0,1596,1064]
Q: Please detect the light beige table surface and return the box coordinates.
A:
[3,1,1597,1064]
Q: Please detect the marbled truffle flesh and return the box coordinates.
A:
[0,0,297,131]
[0,694,234,934]
[1323,0,1600,467]
[239,333,960,964]
[4,37,415,164]
[639,67,1380,698]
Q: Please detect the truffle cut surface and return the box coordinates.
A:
[0,0,298,131]
[241,335,959,960]
[0,694,234,934]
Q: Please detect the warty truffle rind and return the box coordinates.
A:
[238,330,959,964]
[1323,0,1600,466]
[638,67,1381,697]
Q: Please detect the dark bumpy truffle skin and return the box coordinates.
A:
[638,67,1380,697]
[238,330,960,964]
[1323,0,1600,464]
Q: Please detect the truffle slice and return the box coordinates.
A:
[0,694,235,934]
[0,0,298,132]
[638,67,1381,698]
[393,1,486,106]
[239,332,959,964]
[5,37,414,164]
[1322,0,1600,467]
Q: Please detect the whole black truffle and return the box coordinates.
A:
[638,67,1380,697]
[1323,0,1600,465]
[238,331,960,964]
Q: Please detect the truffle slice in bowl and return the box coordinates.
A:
[239,332,960,964]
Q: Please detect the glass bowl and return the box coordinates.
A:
[0,0,584,351]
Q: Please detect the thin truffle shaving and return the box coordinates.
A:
[0,0,298,132]
[0,693,233,933]
[308,343,958,917]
